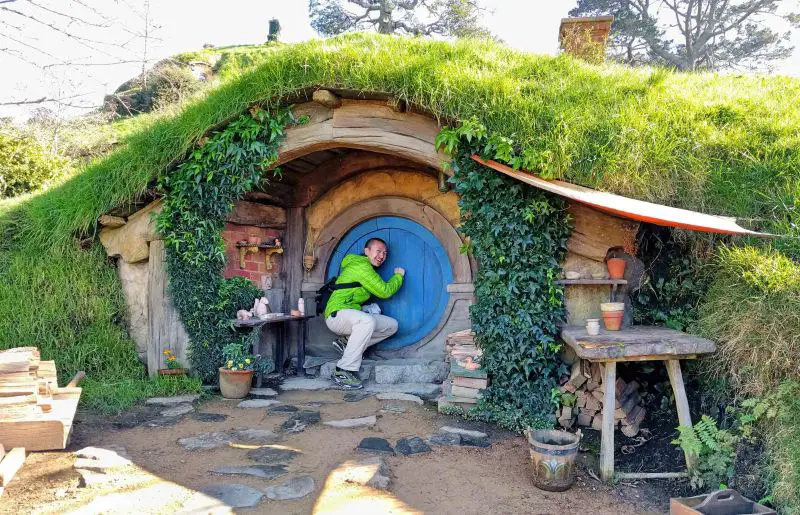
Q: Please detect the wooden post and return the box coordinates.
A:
[600,360,616,481]
[283,207,305,369]
[665,359,698,472]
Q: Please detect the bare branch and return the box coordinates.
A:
[24,0,110,28]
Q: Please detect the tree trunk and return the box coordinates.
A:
[378,0,393,34]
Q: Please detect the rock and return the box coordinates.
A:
[76,468,116,487]
[161,404,194,417]
[249,388,278,397]
[356,437,394,455]
[264,475,315,501]
[327,457,390,490]
[237,399,281,409]
[440,426,488,439]
[268,404,299,414]
[323,415,377,429]
[281,411,321,433]
[99,198,162,263]
[373,360,448,384]
[247,446,302,464]
[144,417,180,428]
[74,446,132,471]
[279,377,332,391]
[343,391,373,402]
[231,428,279,444]
[146,394,200,406]
[396,437,432,456]
[427,432,462,446]
[380,404,407,413]
[460,434,491,448]
[99,214,126,228]
[303,356,333,369]
[375,392,423,405]
[191,412,228,422]
[211,465,287,480]
[320,361,373,381]
[178,432,234,451]
[199,483,264,508]
[366,383,440,400]
[312,89,342,109]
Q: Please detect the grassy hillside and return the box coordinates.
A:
[1,33,798,418]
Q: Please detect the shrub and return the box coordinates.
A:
[0,130,67,198]
[697,246,800,396]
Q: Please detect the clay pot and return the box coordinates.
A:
[158,368,187,376]
[600,302,625,331]
[606,258,627,279]
[219,368,254,399]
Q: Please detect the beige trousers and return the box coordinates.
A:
[325,309,398,371]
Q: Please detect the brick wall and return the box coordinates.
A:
[221,222,283,289]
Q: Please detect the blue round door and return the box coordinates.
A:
[326,216,453,350]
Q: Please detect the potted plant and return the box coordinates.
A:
[159,349,187,376]
[218,341,272,399]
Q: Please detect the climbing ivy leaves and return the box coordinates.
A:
[155,107,299,381]
[440,122,573,431]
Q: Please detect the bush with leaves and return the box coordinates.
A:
[437,120,572,431]
[674,415,738,490]
[0,129,67,198]
[155,107,301,381]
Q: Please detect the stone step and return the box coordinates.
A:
[306,358,447,385]
[364,382,442,400]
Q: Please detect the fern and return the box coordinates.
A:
[673,416,737,490]
[695,415,720,451]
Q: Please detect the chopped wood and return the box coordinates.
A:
[0,448,25,487]
[561,406,573,418]
[570,361,587,389]
[558,416,575,429]
[585,379,600,391]
[452,376,487,389]
[622,405,646,427]
[561,383,577,394]
[577,413,593,426]
[591,389,605,403]
[581,359,592,379]
[584,395,602,412]
[614,393,638,417]
[591,415,603,430]
[576,392,587,408]
[621,380,639,399]
[0,445,4,462]
[621,423,640,437]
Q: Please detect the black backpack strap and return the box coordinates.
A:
[332,281,361,290]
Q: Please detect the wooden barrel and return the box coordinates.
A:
[525,429,580,492]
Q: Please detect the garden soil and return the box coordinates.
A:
[1,389,672,514]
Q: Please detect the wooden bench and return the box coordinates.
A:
[560,325,717,481]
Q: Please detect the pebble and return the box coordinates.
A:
[375,392,423,405]
[177,432,234,451]
[231,428,279,444]
[264,475,315,501]
[440,426,488,439]
[281,411,321,433]
[356,437,395,455]
[323,415,377,429]
[396,437,432,456]
[145,394,200,406]
[237,399,281,409]
[211,465,287,480]
[249,387,278,397]
[199,483,264,508]
[247,446,302,464]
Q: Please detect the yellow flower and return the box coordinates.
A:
[245,358,251,364]
[169,356,176,361]
[227,360,233,368]
[237,364,243,370]
[163,350,171,355]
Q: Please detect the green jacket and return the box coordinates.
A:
[324,254,403,318]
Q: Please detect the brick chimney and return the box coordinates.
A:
[558,16,614,63]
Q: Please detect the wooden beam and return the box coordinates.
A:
[282,207,305,364]
[98,215,126,228]
[665,359,698,473]
[312,89,342,109]
[616,472,688,480]
[600,361,616,481]
[0,447,25,487]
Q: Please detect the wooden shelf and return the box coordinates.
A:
[235,243,282,250]
[556,279,627,285]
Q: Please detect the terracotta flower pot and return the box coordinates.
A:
[219,368,254,399]
[601,302,625,331]
[158,368,187,376]
[606,258,627,280]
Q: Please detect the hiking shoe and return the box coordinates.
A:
[332,336,348,355]
[332,368,363,390]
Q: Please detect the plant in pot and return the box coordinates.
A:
[159,349,187,376]
[218,340,273,399]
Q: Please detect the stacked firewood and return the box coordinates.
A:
[556,359,646,437]
[0,347,57,418]
[440,330,487,411]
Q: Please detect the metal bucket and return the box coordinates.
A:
[524,429,581,492]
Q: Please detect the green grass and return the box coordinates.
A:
[1,33,799,415]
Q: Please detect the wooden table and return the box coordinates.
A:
[560,325,716,481]
[233,314,315,384]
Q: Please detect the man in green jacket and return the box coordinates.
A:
[325,237,404,389]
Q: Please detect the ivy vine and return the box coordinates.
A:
[437,121,573,431]
[155,107,303,381]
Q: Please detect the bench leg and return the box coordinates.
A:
[600,361,616,481]
[665,359,697,473]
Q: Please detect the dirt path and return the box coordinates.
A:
[1,389,667,514]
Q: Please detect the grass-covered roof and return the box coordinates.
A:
[1,33,799,411]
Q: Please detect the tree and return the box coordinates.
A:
[268,18,281,42]
[309,0,492,38]
[0,127,68,198]
[569,0,799,71]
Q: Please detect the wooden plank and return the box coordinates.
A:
[0,390,79,451]
[560,325,716,362]
[226,201,287,229]
[616,472,688,480]
[0,448,25,487]
[666,359,698,473]
[282,207,305,371]
[453,376,488,389]
[147,240,190,377]
[600,361,617,481]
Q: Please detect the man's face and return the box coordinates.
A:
[364,241,388,267]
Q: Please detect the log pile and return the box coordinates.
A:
[556,359,646,437]
[439,330,487,412]
[0,347,58,419]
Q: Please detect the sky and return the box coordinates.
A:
[1,0,799,121]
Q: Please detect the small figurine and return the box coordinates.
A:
[273,237,282,247]
[253,297,270,317]
[236,309,252,320]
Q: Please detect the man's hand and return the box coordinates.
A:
[394,267,405,277]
